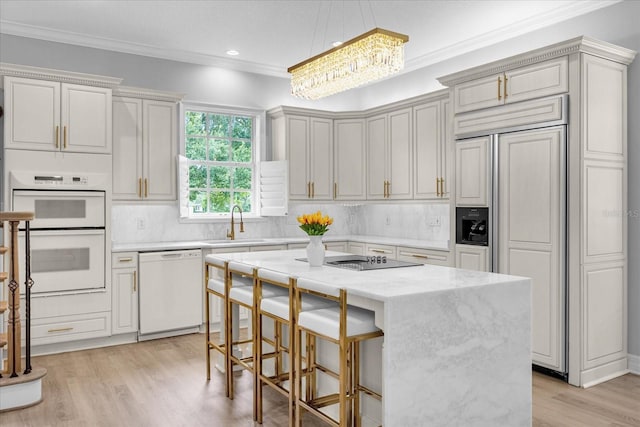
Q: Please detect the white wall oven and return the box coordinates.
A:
[11,172,108,294]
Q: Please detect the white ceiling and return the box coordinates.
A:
[0,0,621,78]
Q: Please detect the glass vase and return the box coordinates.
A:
[306,235,325,267]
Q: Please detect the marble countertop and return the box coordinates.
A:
[112,234,450,253]
[205,249,526,302]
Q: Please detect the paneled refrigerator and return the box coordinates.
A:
[456,123,568,376]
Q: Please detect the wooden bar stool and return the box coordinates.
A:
[255,269,333,426]
[204,257,251,398]
[227,261,288,419]
[294,278,383,427]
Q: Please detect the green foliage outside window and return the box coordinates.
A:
[185,111,254,215]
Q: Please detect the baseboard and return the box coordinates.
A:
[137,326,200,341]
[629,353,640,375]
[31,332,138,357]
[581,357,629,388]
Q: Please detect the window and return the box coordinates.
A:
[183,108,256,217]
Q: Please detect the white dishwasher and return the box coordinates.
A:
[138,249,203,335]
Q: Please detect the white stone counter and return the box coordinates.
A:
[112,234,450,253]
[206,249,532,427]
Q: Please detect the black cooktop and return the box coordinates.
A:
[297,255,423,271]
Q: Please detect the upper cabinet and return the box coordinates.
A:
[271,112,333,201]
[112,88,183,201]
[455,136,489,207]
[413,98,450,199]
[4,76,112,154]
[334,119,366,200]
[367,108,412,200]
[452,57,568,113]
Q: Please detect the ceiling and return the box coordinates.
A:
[0,0,621,78]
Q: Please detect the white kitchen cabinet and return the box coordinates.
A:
[272,113,333,200]
[453,57,568,113]
[455,136,489,206]
[347,242,365,255]
[367,108,412,200]
[397,246,451,266]
[325,241,348,253]
[414,98,450,199]
[112,97,178,201]
[364,243,397,259]
[111,252,138,335]
[334,119,366,200]
[4,76,112,153]
[455,244,489,272]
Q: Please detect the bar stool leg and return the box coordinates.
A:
[353,341,361,427]
[205,266,211,381]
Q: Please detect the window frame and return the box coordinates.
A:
[179,102,266,221]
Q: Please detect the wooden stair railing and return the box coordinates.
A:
[0,212,35,378]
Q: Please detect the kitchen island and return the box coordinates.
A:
[207,249,531,427]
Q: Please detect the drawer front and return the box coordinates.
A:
[288,243,308,250]
[364,243,397,259]
[250,244,287,252]
[31,312,111,346]
[112,252,138,269]
[397,246,451,266]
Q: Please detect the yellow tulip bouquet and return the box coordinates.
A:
[297,211,333,236]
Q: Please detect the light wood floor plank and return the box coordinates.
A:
[1,333,638,426]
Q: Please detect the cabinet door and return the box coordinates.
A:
[309,118,333,200]
[287,116,310,200]
[455,245,488,271]
[387,108,413,199]
[4,77,60,151]
[366,115,387,199]
[455,136,489,206]
[440,99,451,198]
[61,83,112,153]
[347,242,365,255]
[113,97,143,200]
[112,267,138,334]
[365,243,396,259]
[498,127,564,372]
[505,57,568,105]
[334,119,366,200]
[453,73,503,114]
[143,100,177,200]
[397,246,451,266]
[414,101,441,199]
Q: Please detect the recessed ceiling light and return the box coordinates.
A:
[332,41,343,47]
[226,50,239,56]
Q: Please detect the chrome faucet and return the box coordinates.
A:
[227,204,244,240]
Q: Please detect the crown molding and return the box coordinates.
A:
[0,62,122,87]
[437,35,637,87]
[114,85,185,102]
[0,20,289,79]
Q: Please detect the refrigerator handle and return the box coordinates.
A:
[491,134,499,273]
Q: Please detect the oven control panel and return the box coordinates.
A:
[34,175,89,186]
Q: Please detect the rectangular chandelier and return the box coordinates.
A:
[288,28,409,100]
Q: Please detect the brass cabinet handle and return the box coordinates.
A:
[411,254,430,259]
[503,75,508,100]
[334,182,337,199]
[48,327,73,333]
[497,76,502,101]
[439,177,445,197]
[119,257,133,263]
[307,182,311,198]
[55,125,60,148]
[63,126,68,149]
[311,182,315,198]
[387,180,391,198]
[436,178,440,197]
[370,249,387,254]
[138,178,143,198]
[133,271,137,293]
[144,178,149,198]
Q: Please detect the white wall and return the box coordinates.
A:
[0,0,638,358]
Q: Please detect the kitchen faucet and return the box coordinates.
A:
[226,204,244,240]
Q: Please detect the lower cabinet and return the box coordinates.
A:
[365,243,397,259]
[455,245,489,272]
[347,242,365,255]
[397,246,452,266]
[111,252,138,335]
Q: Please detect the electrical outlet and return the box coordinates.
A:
[428,217,441,227]
[137,218,146,230]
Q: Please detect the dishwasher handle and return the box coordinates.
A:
[161,253,184,259]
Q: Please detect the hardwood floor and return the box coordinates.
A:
[1,333,638,426]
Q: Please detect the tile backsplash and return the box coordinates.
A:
[111,202,450,245]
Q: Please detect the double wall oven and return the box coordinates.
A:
[11,171,109,294]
